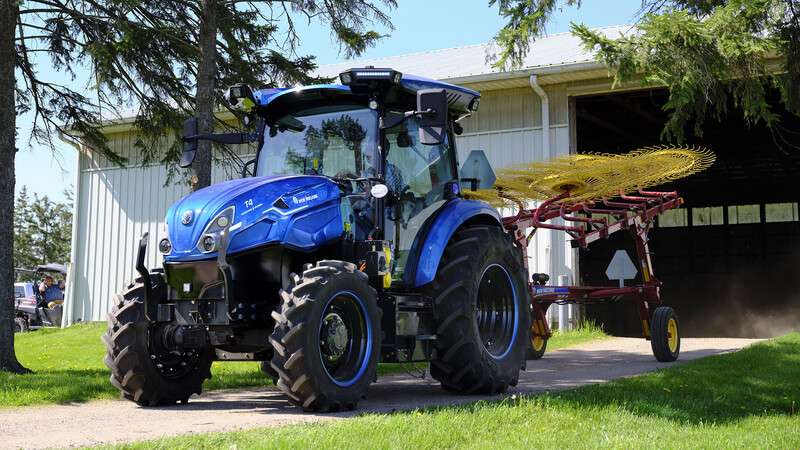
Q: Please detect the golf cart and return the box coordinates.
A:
[14,263,67,331]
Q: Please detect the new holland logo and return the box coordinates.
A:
[181,210,194,225]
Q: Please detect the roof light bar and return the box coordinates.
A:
[339,67,403,86]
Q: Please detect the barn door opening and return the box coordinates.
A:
[575,89,800,338]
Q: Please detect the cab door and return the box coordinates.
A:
[383,118,457,283]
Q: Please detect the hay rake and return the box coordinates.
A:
[486,146,715,361]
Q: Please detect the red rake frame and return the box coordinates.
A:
[500,189,683,344]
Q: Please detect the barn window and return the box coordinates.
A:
[691,207,724,226]
[657,208,687,227]
[727,204,760,224]
[765,202,799,223]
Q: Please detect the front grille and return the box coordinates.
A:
[164,261,226,301]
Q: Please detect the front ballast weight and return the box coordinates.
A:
[504,189,683,362]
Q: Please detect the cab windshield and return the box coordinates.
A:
[256,105,378,179]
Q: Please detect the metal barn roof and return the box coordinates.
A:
[315,25,634,87]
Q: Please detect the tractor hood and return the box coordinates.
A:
[163,175,343,262]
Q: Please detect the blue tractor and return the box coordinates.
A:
[103,68,529,411]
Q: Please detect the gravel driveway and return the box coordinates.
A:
[0,337,759,449]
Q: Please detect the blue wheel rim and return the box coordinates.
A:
[317,290,372,387]
[476,264,519,360]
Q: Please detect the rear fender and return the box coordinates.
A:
[403,199,502,287]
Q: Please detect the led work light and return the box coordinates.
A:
[339,67,403,87]
[225,84,256,110]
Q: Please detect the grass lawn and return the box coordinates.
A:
[110,333,800,450]
[2,320,606,409]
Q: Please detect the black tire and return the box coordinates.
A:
[260,359,279,384]
[269,261,381,412]
[13,317,29,333]
[102,276,215,406]
[650,306,680,362]
[425,226,529,394]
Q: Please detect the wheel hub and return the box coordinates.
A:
[148,324,202,379]
[321,313,349,361]
[476,264,518,359]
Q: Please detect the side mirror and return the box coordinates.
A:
[180,117,199,168]
[241,158,256,178]
[417,89,448,145]
[459,150,496,191]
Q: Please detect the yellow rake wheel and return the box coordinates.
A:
[527,319,548,360]
[650,306,680,362]
[464,146,715,205]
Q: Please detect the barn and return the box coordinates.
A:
[62,26,799,338]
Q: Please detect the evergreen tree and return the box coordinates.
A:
[492,0,800,142]
[0,0,395,373]
[27,192,73,267]
[12,187,37,276]
[188,0,397,189]
[12,188,72,282]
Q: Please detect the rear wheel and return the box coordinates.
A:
[650,306,680,362]
[425,226,529,394]
[102,276,214,406]
[269,261,381,412]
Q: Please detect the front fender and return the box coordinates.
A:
[403,199,502,287]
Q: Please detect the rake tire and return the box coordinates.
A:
[650,306,680,362]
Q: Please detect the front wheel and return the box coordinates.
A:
[426,226,529,394]
[102,276,215,406]
[270,261,381,412]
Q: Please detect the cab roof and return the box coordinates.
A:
[253,72,480,116]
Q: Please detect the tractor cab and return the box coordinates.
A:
[177,68,484,285]
[247,70,479,281]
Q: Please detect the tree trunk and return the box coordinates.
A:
[192,0,217,191]
[0,0,29,374]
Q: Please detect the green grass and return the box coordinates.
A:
[112,333,800,450]
[1,322,267,408]
[2,320,606,409]
[546,319,607,350]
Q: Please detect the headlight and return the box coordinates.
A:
[158,238,172,254]
[338,68,402,86]
[201,235,216,253]
[204,206,235,234]
[196,206,234,253]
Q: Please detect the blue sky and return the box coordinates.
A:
[14,0,643,202]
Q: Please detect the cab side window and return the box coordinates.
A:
[384,119,454,202]
[384,118,456,282]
